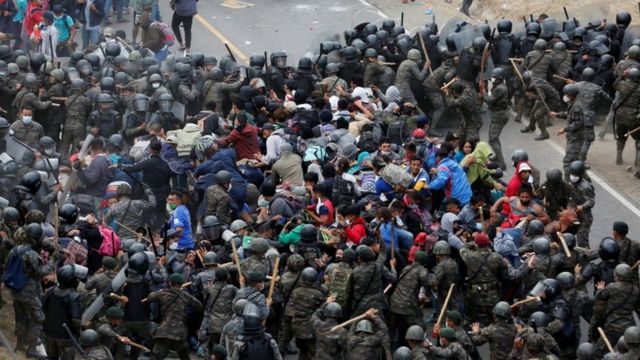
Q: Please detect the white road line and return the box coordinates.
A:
[544,139,640,219]
[357,0,390,19]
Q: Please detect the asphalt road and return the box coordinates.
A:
[130,0,640,358]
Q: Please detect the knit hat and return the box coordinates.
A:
[247,271,266,284]
[474,232,491,247]
[414,251,428,265]
[102,256,117,270]
[446,311,463,325]
[414,233,428,244]
[440,327,457,341]
[412,128,426,139]
[169,273,184,284]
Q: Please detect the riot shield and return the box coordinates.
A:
[540,18,560,40]
[620,25,640,59]
[81,262,128,324]
[171,101,186,122]
[438,18,479,53]
[4,132,31,162]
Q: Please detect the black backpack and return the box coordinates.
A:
[357,131,377,153]
[332,176,356,206]
[240,334,275,360]
[387,116,410,146]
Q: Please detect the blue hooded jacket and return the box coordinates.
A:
[428,156,472,205]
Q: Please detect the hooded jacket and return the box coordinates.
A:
[167,123,202,157]
[461,142,498,187]
[428,156,472,205]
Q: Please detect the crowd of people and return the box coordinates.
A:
[0,3,639,360]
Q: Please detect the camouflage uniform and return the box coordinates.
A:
[8,244,52,353]
[427,340,469,359]
[202,78,243,116]
[422,59,454,130]
[459,243,508,325]
[240,255,271,279]
[220,314,244,355]
[538,180,578,220]
[575,81,610,162]
[311,304,347,360]
[321,75,348,97]
[563,287,592,344]
[277,269,302,353]
[346,315,392,360]
[9,119,45,148]
[206,184,232,225]
[555,99,586,175]
[233,286,269,321]
[61,93,92,156]
[550,49,573,93]
[96,320,125,357]
[389,262,430,328]
[446,83,482,143]
[103,187,157,240]
[612,77,640,171]
[430,257,460,313]
[395,59,429,105]
[198,282,237,354]
[471,319,516,360]
[12,88,51,119]
[41,81,66,139]
[485,79,511,168]
[290,282,325,360]
[350,258,397,316]
[363,61,386,88]
[592,280,640,358]
[524,49,556,81]
[617,236,640,282]
[571,177,595,248]
[148,287,203,359]
[84,345,114,360]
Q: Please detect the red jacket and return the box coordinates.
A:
[344,217,367,245]
[218,124,259,161]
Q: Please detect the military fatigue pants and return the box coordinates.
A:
[60,126,86,157]
[563,132,584,175]
[465,283,499,326]
[44,335,76,360]
[579,126,595,162]
[117,320,152,359]
[488,109,509,169]
[277,315,293,353]
[576,217,592,248]
[295,338,316,360]
[425,90,445,130]
[152,338,190,360]
[11,288,44,352]
[459,114,483,144]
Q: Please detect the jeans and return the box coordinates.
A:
[82,26,99,49]
[154,46,169,62]
[151,2,161,21]
[114,0,125,21]
[104,0,112,19]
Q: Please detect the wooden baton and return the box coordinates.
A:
[435,283,456,327]
[330,312,369,332]
[556,232,572,258]
[510,296,540,309]
[598,327,615,353]
[267,257,280,303]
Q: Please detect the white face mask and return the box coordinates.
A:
[569,174,580,183]
[563,95,571,103]
[151,82,160,89]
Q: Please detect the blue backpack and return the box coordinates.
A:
[3,245,31,291]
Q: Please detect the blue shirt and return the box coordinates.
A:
[170,205,193,250]
[13,0,27,22]
[53,14,74,42]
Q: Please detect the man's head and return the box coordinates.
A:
[409,155,423,176]
[378,137,392,155]
[445,198,461,214]
[613,221,629,239]
[89,138,105,155]
[518,183,534,206]
[167,191,183,210]
[20,107,34,126]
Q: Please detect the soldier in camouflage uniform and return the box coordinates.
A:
[8,223,53,356]
[439,310,478,359]
[233,270,270,321]
[574,68,612,162]
[206,171,232,226]
[524,39,556,81]
[550,42,573,94]
[611,221,640,284]
[9,107,45,148]
[429,242,460,316]
[312,298,348,360]
[538,168,578,220]
[85,256,118,315]
[422,51,455,135]
[511,311,561,359]
[620,327,640,360]
[103,184,157,240]
[198,267,238,358]
[550,84,586,176]
[556,272,591,346]
[484,67,511,169]
[96,306,129,358]
[40,69,67,139]
[148,273,203,360]
[11,73,51,122]
[445,81,482,144]
[290,267,325,360]
[613,45,640,79]
[321,63,348,98]
[362,49,386,88]
[61,78,91,153]
[347,309,392,360]
[201,68,244,117]
[350,244,396,316]
[404,326,429,360]
[470,302,516,360]
[240,238,271,279]
[80,329,114,360]
[424,327,469,359]
[389,250,429,347]
[395,49,430,106]
[592,264,640,358]
[277,254,305,354]
[567,161,595,248]
[460,234,509,326]
[220,299,248,355]
[611,68,640,173]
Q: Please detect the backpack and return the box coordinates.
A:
[3,245,31,291]
[357,131,377,153]
[326,264,352,308]
[302,144,327,171]
[359,171,377,194]
[98,225,121,257]
[240,334,275,360]
[292,108,318,136]
[386,116,410,146]
[151,21,175,46]
[332,176,356,206]
[381,163,413,188]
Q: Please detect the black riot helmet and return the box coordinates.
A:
[616,11,632,28]
[598,237,620,264]
[21,171,42,193]
[365,34,378,48]
[208,68,224,81]
[497,19,512,34]
[128,252,150,274]
[528,311,550,328]
[270,51,287,69]
[69,51,84,67]
[100,76,115,94]
[344,28,356,44]
[202,215,222,241]
[351,39,366,52]
[391,25,405,38]
[38,136,56,152]
[572,27,586,40]
[545,167,563,184]
[57,265,79,289]
[79,329,99,347]
[529,278,560,302]
[2,207,20,223]
[76,59,92,76]
[445,33,458,52]
[104,42,121,57]
[342,46,359,63]
[190,52,205,68]
[364,48,378,59]
[175,62,191,78]
[23,73,38,89]
[297,57,313,73]
[568,160,586,177]
[25,223,43,243]
[249,54,265,68]
[158,93,173,112]
[128,242,146,258]
[363,23,377,37]
[114,72,130,86]
[29,53,45,72]
[555,271,575,290]
[527,219,545,237]
[301,267,318,283]
[376,30,390,44]
[561,233,576,250]
[97,93,114,113]
[562,83,579,98]
[133,93,149,112]
[600,54,615,69]
[85,54,101,70]
[59,204,80,225]
[491,67,506,81]
[382,19,395,32]
[526,22,541,37]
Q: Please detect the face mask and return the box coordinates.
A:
[151,82,160,89]
[563,95,571,103]
[257,197,269,208]
[22,116,32,125]
[44,149,54,156]
[169,204,177,210]
[570,174,580,183]
[409,204,418,209]
[381,150,390,155]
